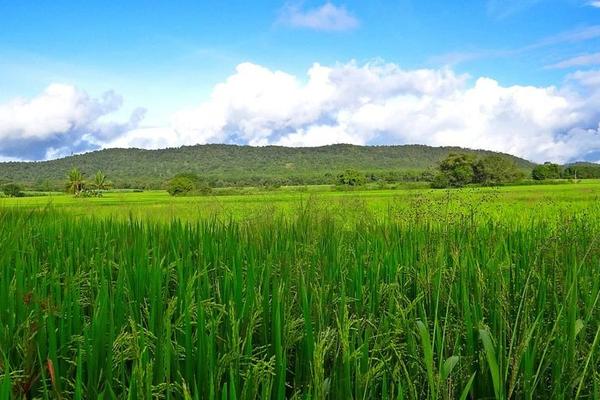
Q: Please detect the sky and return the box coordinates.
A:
[1,0,600,163]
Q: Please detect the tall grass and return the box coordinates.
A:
[0,204,599,399]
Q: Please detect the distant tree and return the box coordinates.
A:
[431,173,451,189]
[2,183,24,197]
[435,153,477,188]
[337,169,366,187]
[93,170,112,191]
[166,175,196,196]
[473,155,524,185]
[166,172,213,195]
[532,162,562,180]
[562,163,600,179]
[66,168,85,195]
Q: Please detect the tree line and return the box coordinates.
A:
[531,162,600,180]
[0,144,534,190]
[2,156,599,197]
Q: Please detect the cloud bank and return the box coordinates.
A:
[2,61,600,163]
[0,84,144,160]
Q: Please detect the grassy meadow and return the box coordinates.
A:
[1,180,600,223]
[1,182,600,399]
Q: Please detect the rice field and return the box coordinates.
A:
[1,183,600,399]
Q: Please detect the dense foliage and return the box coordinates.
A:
[1,183,24,197]
[473,155,526,185]
[166,173,212,196]
[557,162,600,179]
[432,153,525,188]
[0,144,534,190]
[336,169,366,187]
[532,162,563,180]
[1,202,599,399]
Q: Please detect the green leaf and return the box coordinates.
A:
[441,356,459,381]
[479,328,502,399]
[459,372,476,400]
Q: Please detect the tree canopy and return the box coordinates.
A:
[433,153,525,188]
[337,169,366,187]
[166,173,212,196]
[2,183,24,197]
[532,163,562,180]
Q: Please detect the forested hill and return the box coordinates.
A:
[0,144,534,189]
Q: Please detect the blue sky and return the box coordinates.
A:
[1,0,600,162]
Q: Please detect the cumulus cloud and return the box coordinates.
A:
[278,2,359,32]
[4,61,600,163]
[105,61,598,163]
[0,84,144,160]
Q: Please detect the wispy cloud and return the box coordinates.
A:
[432,25,600,67]
[278,2,359,32]
[486,0,543,19]
[587,1,600,8]
[546,52,600,69]
[532,25,600,48]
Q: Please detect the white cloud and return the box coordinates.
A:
[568,69,600,87]
[110,61,597,163]
[0,84,119,141]
[278,2,359,32]
[0,84,144,160]
[0,155,22,162]
[3,61,600,164]
[588,1,600,8]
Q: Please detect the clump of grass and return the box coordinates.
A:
[0,203,599,399]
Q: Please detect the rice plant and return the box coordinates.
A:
[0,201,599,399]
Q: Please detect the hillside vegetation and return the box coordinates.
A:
[0,144,534,189]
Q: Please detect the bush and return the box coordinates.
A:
[2,183,24,197]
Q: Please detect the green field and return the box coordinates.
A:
[1,182,600,399]
[2,181,600,223]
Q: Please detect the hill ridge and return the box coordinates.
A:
[0,143,535,189]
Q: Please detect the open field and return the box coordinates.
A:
[1,181,600,223]
[1,182,600,399]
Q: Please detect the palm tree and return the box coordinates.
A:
[93,170,111,191]
[67,167,85,195]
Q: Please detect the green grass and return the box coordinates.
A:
[2,180,600,223]
[1,182,600,398]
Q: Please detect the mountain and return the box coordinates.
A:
[0,144,535,189]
